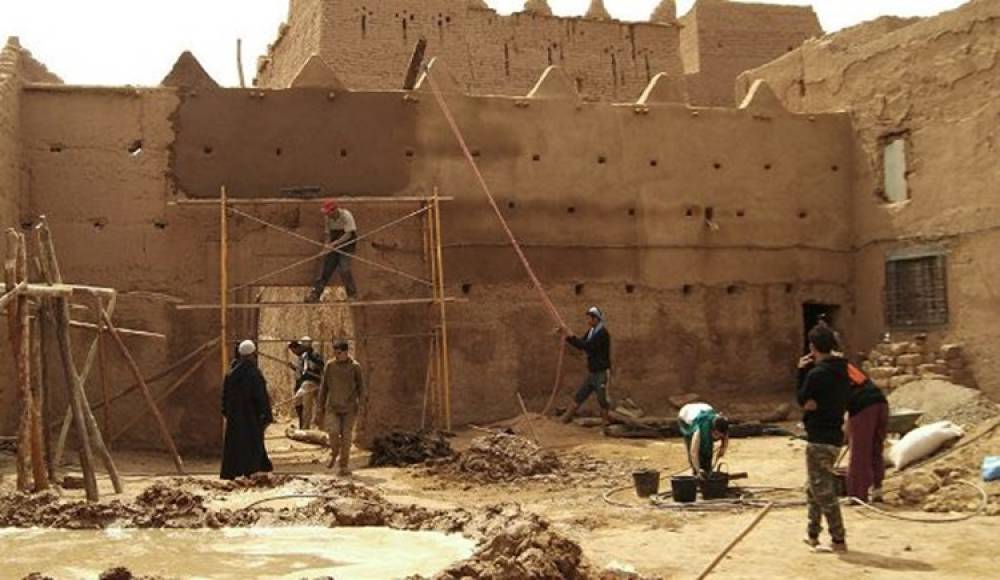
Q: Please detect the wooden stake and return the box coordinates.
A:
[221,185,229,376]
[102,308,185,474]
[18,234,48,491]
[35,221,99,501]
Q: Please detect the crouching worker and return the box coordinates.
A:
[221,340,274,480]
[317,340,365,476]
[561,307,612,425]
[678,402,729,478]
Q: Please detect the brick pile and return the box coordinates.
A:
[861,334,976,392]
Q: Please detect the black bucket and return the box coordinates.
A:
[632,469,661,498]
[699,472,730,499]
[670,476,698,503]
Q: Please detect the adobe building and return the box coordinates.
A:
[255,0,822,106]
[0,0,995,452]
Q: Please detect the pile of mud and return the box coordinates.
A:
[3,476,623,580]
[427,433,562,483]
[369,430,454,467]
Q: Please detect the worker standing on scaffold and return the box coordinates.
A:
[306,200,358,302]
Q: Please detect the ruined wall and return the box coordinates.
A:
[256,0,818,106]
[682,0,822,106]
[737,0,1000,399]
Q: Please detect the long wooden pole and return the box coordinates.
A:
[695,503,774,579]
[37,223,122,494]
[432,187,452,431]
[221,185,229,375]
[35,222,99,501]
[33,300,54,481]
[5,231,30,490]
[102,308,185,474]
[111,348,214,442]
[18,233,48,490]
[97,297,112,449]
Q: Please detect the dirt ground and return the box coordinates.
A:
[2,416,998,579]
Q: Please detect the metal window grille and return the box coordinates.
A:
[885,254,948,328]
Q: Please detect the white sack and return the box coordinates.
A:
[889,420,964,470]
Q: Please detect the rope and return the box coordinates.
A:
[425,70,568,332]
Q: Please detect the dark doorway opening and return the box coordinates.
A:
[802,302,840,353]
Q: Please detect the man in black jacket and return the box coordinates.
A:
[561,307,612,425]
[797,324,851,553]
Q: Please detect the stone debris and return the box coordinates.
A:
[864,337,977,391]
[369,431,455,467]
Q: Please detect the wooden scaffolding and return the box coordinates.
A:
[173,187,456,430]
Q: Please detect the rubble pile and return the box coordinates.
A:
[0,491,137,529]
[892,465,1000,516]
[369,431,455,467]
[862,336,976,391]
[429,433,562,483]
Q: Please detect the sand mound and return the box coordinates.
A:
[888,379,995,429]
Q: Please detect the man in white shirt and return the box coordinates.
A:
[307,200,358,302]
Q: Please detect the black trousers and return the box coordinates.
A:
[312,245,357,298]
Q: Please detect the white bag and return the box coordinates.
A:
[889,420,964,470]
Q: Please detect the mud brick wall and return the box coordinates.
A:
[736,0,1000,401]
[256,0,820,106]
[4,73,858,450]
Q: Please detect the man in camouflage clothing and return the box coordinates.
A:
[797,324,851,552]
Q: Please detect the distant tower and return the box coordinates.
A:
[585,0,612,20]
[524,0,553,16]
[651,0,678,23]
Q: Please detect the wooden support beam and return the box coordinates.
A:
[68,320,166,339]
[0,280,26,310]
[432,187,452,431]
[171,195,454,206]
[221,185,229,376]
[176,297,466,310]
[102,308,185,474]
[35,220,99,501]
[1,282,113,297]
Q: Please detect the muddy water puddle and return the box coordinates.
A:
[0,526,476,579]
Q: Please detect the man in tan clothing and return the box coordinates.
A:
[317,339,364,475]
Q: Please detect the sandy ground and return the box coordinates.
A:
[2,417,998,579]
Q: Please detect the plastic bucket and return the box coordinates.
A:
[632,469,661,498]
[670,476,698,503]
[699,472,729,499]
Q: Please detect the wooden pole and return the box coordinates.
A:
[5,231,30,491]
[421,331,436,431]
[221,185,229,376]
[33,301,54,480]
[18,233,48,491]
[102,308,185,474]
[111,348,214,442]
[37,223,122,494]
[432,187,452,431]
[695,503,774,580]
[97,297,112,449]
[236,38,246,89]
[35,221,99,501]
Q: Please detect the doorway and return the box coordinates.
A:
[801,302,840,354]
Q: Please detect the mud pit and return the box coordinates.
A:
[1,527,477,580]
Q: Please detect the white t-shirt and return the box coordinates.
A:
[326,209,357,235]
[678,402,714,425]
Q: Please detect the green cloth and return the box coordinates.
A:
[679,408,717,472]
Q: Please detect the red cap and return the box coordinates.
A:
[321,200,338,214]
